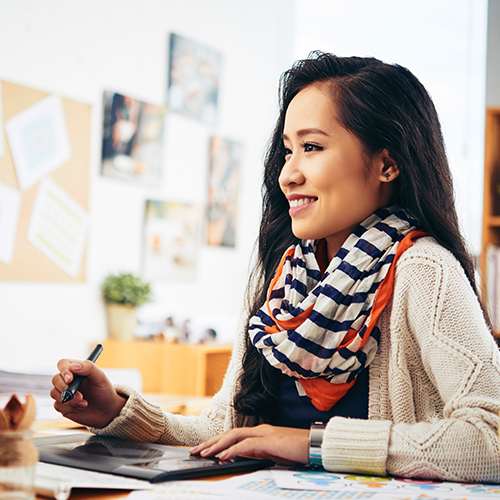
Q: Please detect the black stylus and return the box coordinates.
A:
[61,344,103,403]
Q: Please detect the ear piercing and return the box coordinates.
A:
[384,173,391,180]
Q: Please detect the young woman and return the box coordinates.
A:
[51,52,500,482]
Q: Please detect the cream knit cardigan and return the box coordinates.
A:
[92,238,500,482]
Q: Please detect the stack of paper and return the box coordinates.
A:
[0,369,54,394]
[0,367,142,421]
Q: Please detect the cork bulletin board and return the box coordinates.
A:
[0,80,91,281]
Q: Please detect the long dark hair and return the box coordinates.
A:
[233,51,485,420]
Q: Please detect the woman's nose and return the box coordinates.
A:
[278,156,304,188]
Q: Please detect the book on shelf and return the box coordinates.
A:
[486,244,500,332]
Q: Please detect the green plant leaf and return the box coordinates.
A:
[101,272,152,307]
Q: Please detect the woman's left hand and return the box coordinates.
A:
[189,424,309,465]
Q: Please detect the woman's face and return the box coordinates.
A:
[279,83,394,259]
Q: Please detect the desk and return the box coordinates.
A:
[98,341,233,396]
[68,492,123,500]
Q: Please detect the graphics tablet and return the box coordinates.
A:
[35,434,274,482]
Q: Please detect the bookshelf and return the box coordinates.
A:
[98,340,233,396]
[481,107,500,337]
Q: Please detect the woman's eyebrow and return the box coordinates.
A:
[282,128,330,141]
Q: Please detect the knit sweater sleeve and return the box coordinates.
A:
[88,328,247,447]
[321,240,500,482]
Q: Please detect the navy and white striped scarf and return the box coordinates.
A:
[249,206,418,410]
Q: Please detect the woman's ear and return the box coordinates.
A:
[376,149,400,182]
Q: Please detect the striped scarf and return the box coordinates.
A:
[249,206,424,411]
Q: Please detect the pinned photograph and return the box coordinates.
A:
[5,95,72,191]
[206,137,242,247]
[142,200,200,281]
[101,91,166,186]
[0,182,22,265]
[168,33,222,125]
[27,178,88,278]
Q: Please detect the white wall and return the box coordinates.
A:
[294,0,488,255]
[0,0,491,373]
[487,0,500,106]
[0,0,295,371]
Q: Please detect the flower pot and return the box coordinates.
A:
[105,304,137,341]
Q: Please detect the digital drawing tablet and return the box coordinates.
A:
[35,434,275,482]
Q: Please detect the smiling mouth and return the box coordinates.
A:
[289,197,316,208]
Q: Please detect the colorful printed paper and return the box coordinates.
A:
[272,468,500,498]
[101,91,166,186]
[206,137,242,247]
[142,200,201,281]
[126,469,500,500]
[168,33,222,125]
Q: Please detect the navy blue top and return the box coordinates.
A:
[272,368,369,429]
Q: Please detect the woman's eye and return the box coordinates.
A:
[304,143,321,152]
[282,147,292,158]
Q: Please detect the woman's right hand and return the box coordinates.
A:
[50,359,127,428]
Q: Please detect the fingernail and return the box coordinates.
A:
[190,446,199,454]
[76,401,87,409]
[218,451,229,460]
[70,363,82,371]
[200,447,211,457]
[64,374,71,383]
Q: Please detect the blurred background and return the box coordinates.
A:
[0,0,497,373]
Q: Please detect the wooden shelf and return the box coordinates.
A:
[481,107,500,333]
[98,340,233,396]
[487,216,500,228]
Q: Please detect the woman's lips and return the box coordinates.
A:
[288,197,317,216]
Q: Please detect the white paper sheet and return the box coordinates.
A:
[0,181,22,264]
[0,82,5,157]
[27,178,87,277]
[36,462,151,500]
[129,483,234,500]
[5,95,72,191]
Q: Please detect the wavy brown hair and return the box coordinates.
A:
[233,51,486,421]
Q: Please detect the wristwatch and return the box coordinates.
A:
[309,421,326,470]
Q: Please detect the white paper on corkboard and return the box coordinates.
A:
[5,95,72,191]
[27,178,88,278]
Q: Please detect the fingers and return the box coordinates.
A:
[53,358,83,391]
[190,425,309,465]
[190,430,231,456]
[217,436,263,460]
[52,394,88,415]
[191,427,265,458]
[53,358,107,393]
[50,356,126,429]
[51,358,96,410]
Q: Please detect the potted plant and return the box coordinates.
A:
[101,272,152,341]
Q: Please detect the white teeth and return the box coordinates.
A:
[290,198,314,208]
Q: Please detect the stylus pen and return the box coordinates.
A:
[61,344,103,403]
